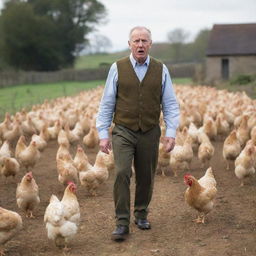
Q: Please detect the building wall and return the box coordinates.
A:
[206,55,256,84]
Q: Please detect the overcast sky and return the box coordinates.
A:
[96,0,256,51]
[0,0,255,52]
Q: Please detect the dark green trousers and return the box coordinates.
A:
[112,124,161,226]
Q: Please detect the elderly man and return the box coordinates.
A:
[96,26,180,241]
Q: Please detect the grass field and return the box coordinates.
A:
[0,80,104,120]
[75,53,128,69]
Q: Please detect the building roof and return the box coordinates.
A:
[206,23,256,56]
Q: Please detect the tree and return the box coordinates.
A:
[87,34,112,54]
[192,29,210,61]
[167,28,189,63]
[0,0,106,70]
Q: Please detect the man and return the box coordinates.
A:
[96,26,180,241]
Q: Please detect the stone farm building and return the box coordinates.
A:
[205,23,256,84]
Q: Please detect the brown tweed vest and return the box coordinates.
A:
[113,56,162,132]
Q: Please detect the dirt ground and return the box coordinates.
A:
[1,138,256,256]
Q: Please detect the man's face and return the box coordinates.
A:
[128,28,152,64]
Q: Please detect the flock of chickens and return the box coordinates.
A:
[0,84,256,254]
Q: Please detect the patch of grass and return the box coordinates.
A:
[172,77,192,84]
[75,53,128,69]
[0,80,104,120]
[230,74,256,85]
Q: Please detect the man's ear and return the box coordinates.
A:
[128,40,131,49]
[149,40,152,49]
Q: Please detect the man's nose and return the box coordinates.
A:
[138,40,143,46]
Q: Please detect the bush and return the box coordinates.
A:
[230,74,256,85]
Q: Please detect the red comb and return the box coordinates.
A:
[184,174,191,179]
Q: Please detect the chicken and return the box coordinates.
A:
[15,136,26,160]
[16,172,40,218]
[184,167,217,224]
[93,151,109,185]
[83,125,99,148]
[47,120,61,140]
[198,132,215,168]
[0,157,20,183]
[188,122,199,152]
[234,144,255,186]
[216,114,230,138]
[157,141,171,176]
[64,123,80,145]
[201,118,217,141]
[20,116,37,137]
[57,154,78,185]
[57,129,70,147]
[169,135,193,177]
[223,130,241,170]
[0,141,11,161]
[31,132,47,152]
[2,120,22,147]
[44,182,80,252]
[79,151,109,195]
[236,115,250,147]
[16,137,41,171]
[73,145,89,172]
[56,143,71,162]
[0,207,22,256]
[0,113,12,140]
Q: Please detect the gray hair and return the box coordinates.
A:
[129,26,152,41]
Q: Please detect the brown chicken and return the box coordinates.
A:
[234,144,255,186]
[44,182,80,252]
[47,120,62,140]
[223,130,241,170]
[57,154,78,185]
[83,125,99,148]
[198,132,215,168]
[157,141,171,176]
[184,167,217,224]
[236,115,250,147]
[0,157,20,183]
[16,172,40,218]
[31,133,47,152]
[0,207,22,255]
[79,151,109,195]
[73,145,89,172]
[16,137,41,171]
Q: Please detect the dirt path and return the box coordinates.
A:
[0,139,255,256]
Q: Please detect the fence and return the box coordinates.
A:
[0,63,197,87]
[0,68,109,88]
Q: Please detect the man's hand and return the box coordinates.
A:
[99,138,112,154]
[163,137,175,153]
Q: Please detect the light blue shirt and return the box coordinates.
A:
[96,54,180,139]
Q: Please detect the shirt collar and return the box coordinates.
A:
[129,54,150,68]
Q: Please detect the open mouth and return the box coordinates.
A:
[137,50,144,54]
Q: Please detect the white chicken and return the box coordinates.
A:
[44,182,80,252]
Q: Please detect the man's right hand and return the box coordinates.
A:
[99,138,112,154]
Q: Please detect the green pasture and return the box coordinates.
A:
[0,78,192,121]
[75,53,127,69]
[0,80,104,120]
